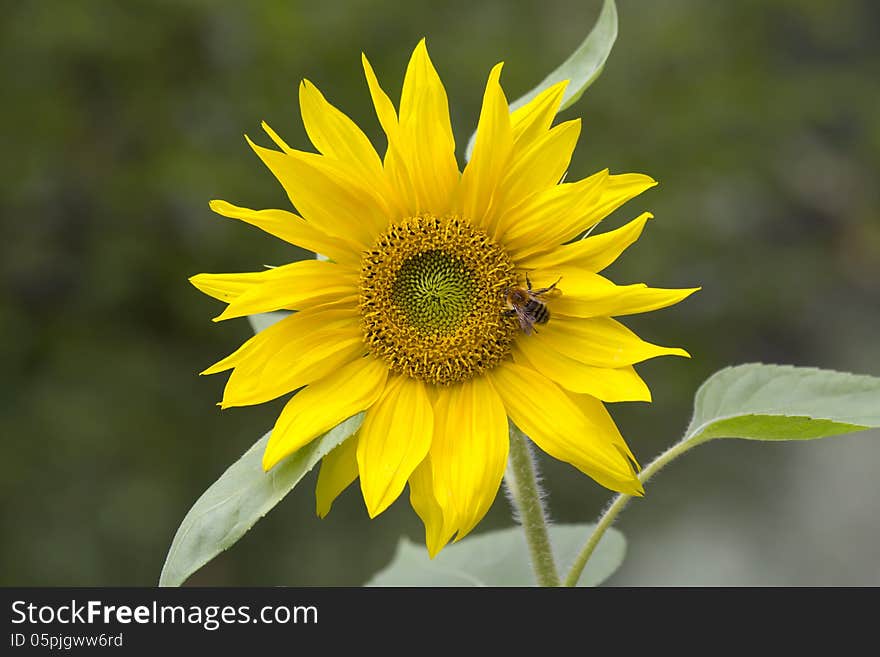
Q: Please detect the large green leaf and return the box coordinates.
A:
[465,0,618,160]
[684,364,880,446]
[159,415,363,587]
[366,523,625,587]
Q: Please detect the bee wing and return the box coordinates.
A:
[514,306,534,334]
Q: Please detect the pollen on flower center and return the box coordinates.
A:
[359,215,517,385]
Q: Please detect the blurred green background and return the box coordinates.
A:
[2,0,879,586]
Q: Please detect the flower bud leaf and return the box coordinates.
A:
[466,0,618,160]
[159,415,363,587]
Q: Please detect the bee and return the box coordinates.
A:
[502,273,561,335]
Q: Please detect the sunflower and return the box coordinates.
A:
[191,40,697,556]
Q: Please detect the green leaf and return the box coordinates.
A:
[247,311,291,334]
[366,523,625,587]
[465,0,618,160]
[159,414,363,587]
[684,363,880,446]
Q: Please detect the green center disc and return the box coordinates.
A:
[391,250,476,334]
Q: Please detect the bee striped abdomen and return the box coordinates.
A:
[526,300,550,324]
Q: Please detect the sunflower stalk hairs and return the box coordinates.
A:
[161,2,880,588]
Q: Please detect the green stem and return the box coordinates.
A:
[563,436,703,587]
[505,426,561,587]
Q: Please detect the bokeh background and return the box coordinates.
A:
[3,0,879,586]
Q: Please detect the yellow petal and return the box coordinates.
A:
[564,389,643,485]
[261,121,293,152]
[247,136,388,247]
[381,142,418,217]
[384,39,459,216]
[201,300,357,377]
[409,456,456,558]
[190,270,268,303]
[501,169,608,256]
[556,284,700,319]
[591,173,658,226]
[212,260,358,321]
[200,307,304,375]
[522,212,652,273]
[565,391,642,472]
[504,172,657,260]
[262,356,388,471]
[362,53,399,140]
[299,79,383,176]
[524,268,699,319]
[430,377,509,540]
[316,434,360,518]
[531,316,690,367]
[399,41,452,139]
[491,119,581,238]
[207,199,361,265]
[513,342,652,402]
[489,362,641,495]
[509,80,568,147]
[360,53,412,217]
[221,330,362,407]
[357,375,433,518]
[220,306,364,407]
[457,62,513,230]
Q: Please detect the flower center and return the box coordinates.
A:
[359,215,517,385]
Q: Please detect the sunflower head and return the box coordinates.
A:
[190,39,697,557]
[360,214,517,385]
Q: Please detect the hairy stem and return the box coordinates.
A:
[564,437,701,587]
[504,426,560,587]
